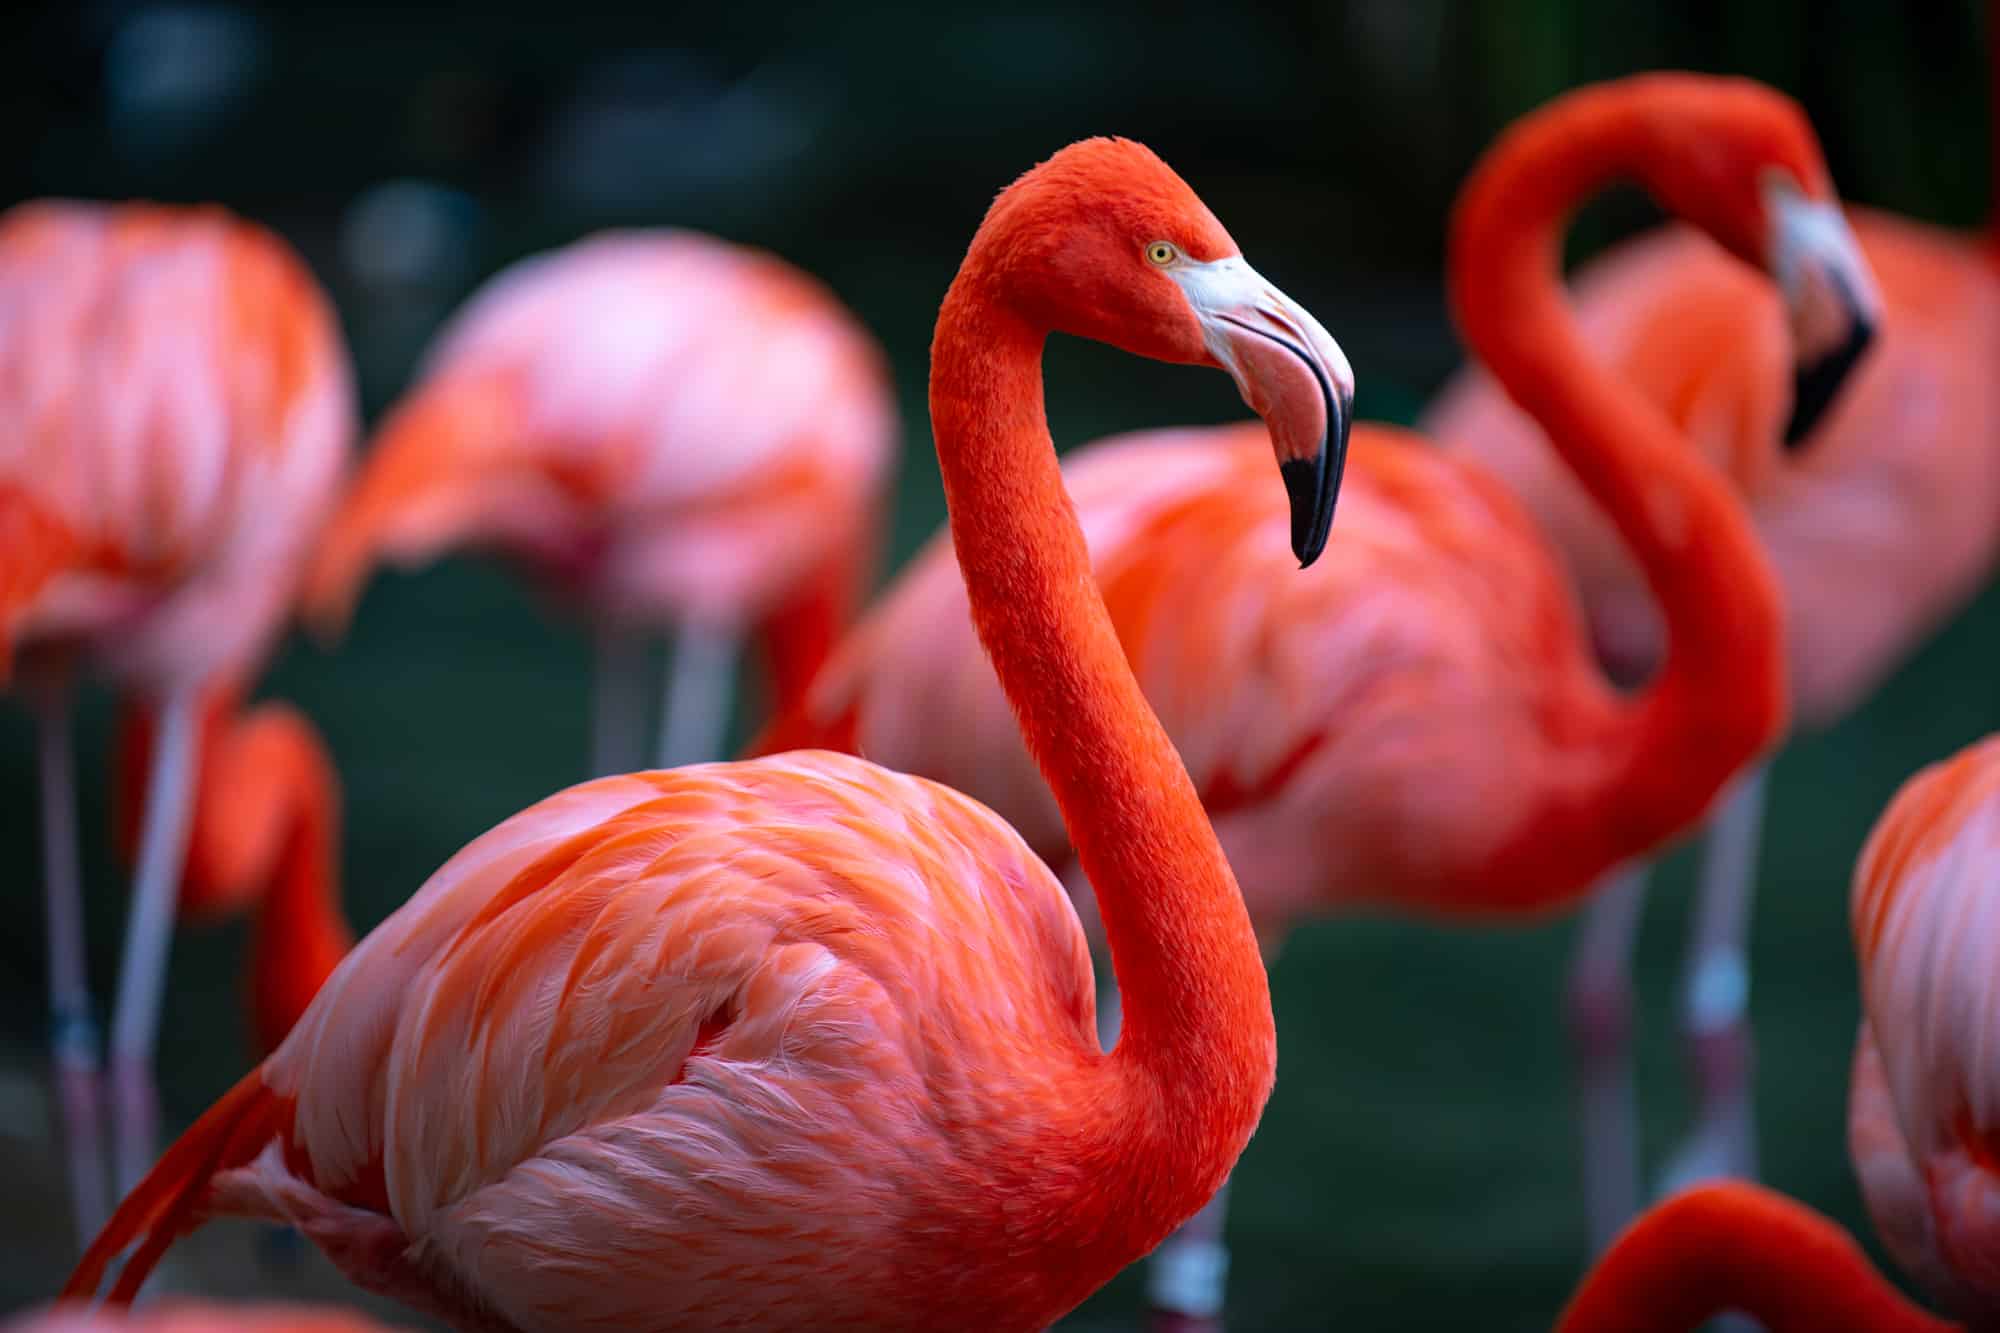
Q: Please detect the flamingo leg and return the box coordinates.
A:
[656,620,739,770]
[107,685,201,1195]
[1657,765,1766,1198]
[35,683,110,1250]
[591,622,650,777]
[1567,861,1650,1253]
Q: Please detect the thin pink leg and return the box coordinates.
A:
[1658,766,1766,1198]
[1145,1174,1232,1333]
[35,683,110,1250]
[1567,860,1650,1254]
[656,620,739,770]
[108,685,201,1196]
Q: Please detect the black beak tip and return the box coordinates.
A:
[1784,314,1875,451]
[1281,395,1351,569]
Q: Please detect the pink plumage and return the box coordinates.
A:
[0,200,356,687]
[302,229,897,641]
[1848,732,2000,1323]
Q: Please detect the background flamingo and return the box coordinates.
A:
[300,230,900,775]
[1424,1,2000,1242]
[1848,731,2000,1325]
[756,74,1877,1329]
[0,202,355,1237]
[60,136,1353,1331]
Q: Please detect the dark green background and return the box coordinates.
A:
[2,1,1995,1326]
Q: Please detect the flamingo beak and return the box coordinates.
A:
[1767,180,1880,448]
[1174,258,1355,566]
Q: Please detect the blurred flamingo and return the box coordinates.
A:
[757,75,1876,1327]
[1425,2,1999,1239]
[1848,731,2000,1324]
[0,202,355,1234]
[1557,732,2000,1332]
[116,684,354,1061]
[5,1302,402,1333]
[61,137,1355,1331]
[300,231,899,776]
[1554,1182,1956,1332]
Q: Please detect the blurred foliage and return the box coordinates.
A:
[0,1,1994,1328]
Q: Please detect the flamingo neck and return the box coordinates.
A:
[247,732,352,1058]
[928,261,1274,1203]
[1450,89,1788,876]
[1557,1184,1959,1333]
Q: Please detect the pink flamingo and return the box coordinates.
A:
[61,136,1354,1331]
[0,202,355,1235]
[757,74,1877,1326]
[1425,4,1999,1238]
[300,231,899,775]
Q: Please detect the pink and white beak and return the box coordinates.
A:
[1766,178,1881,448]
[1171,257,1355,566]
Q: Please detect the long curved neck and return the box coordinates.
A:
[1452,90,1788,877]
[929,262,1274,1169]
[247,728,353,1058]
[1558,1184,1958,1332]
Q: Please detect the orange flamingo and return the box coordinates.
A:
[60,136,1354,1331]
[116,685,355,1060]
[4,1303,402,1333]
[300,231,899,776]
[0,202,356,1235]
[1425,3,1999,1237]
[1554,1181,1957,1332]
[757,74,1876,1326]
[1848,732,2000,1323]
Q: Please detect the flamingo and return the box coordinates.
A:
[4,1304,402,1333]
[59,136,1355,1331]
[299,230,900,776]
[755,74,1877,1327]
[1557,732,2000,1333]
[0,202,356,1233]
[1553,1181,1957,1332]
[1424,1,1999,1240]
[115,684,355,1060]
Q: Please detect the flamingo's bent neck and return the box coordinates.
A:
[1449,81,1789,881]
[929,255,1274,1232]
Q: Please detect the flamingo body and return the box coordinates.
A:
[0,201,355,686]
[302,230,896,663]
[1426,211,2000,722]
[771,420,1650,927]
[1849,732,2000,1323]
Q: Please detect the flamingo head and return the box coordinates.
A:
[974,137,1354,565]
[1633,77,1881,449]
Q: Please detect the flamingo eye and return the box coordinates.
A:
[1145,241,1179,267]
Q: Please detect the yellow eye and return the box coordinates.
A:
[1145,241,1178,267]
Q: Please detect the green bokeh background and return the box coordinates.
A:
[1,1,1995,1326]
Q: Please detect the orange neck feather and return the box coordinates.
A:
[1557,1183,1958,1332]
[1450,82,1789,890]
[929,254,1274,1243]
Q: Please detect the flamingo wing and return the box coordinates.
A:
[254,752,1095,1330]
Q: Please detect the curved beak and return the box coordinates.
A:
[1172,257,1355,566]
[1768,182,1880,448]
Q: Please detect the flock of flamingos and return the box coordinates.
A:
[0,41,1995,1333]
